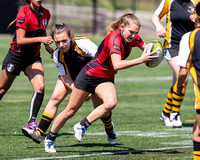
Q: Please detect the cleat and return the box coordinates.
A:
[160,112,173,127]
[44,137,57,153]
[22,128,43,144]
[73,123,86,142]
[170,112,182,128]
[106,123,118,145]
[25,122,39,130]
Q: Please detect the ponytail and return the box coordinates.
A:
[7,0,29,30]
[106,10,141,34]
[7,19,17,30]
[196,2,200,20]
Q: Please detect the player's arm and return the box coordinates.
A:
[139,43,146,51]
[43,30,54,58]
[176,32,191,94]
[60,74,74,90]
[16,28,53,46]
[177,67,189,94]
[110,51,158,71]
[53,49,75,91]
[60,74,91,101]
[152,13,166,38]
[151,0,167,38]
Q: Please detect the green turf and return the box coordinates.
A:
[0,35,196,160]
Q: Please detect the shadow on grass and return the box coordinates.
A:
[182,123,194,127]
[57,143,183,155]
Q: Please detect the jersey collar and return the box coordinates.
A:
[28,4,43,18]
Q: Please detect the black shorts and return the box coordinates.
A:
[74,71,114,94]
[164,47,179,61]
[1,48,42,76]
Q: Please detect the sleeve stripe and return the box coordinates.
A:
[58,51,69,74]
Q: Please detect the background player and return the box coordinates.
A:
[152,0,199,127]
[176,2,200,159]
[0,0,53,129]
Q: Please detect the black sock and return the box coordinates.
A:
[80,117,91,128]
[193,140,200,159]
[46,131,58,141]
[101,112,113,132]
[37,112,55,136]
[28,92,44,123]
[163,112,170,117]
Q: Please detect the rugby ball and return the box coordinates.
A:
[145,40,164,68]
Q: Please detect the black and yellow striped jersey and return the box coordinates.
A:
[53,36,97,81]
[155,0,199,48]
[178,27,200,108]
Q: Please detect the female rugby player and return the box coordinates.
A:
[152,0,199,127]
[176,2,200,158]
[0,0,53,129]
[42,10,158,151]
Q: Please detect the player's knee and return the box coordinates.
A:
[104,98,117,110]
[63,108,76,119]
[49,98,62,108]
[35,83,45,93]
[51,92,61,102]
[0,88,7,100]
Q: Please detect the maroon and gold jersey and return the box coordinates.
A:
[10,4,50,57]
[83,30,144,79]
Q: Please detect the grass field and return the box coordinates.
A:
[0,35,197,160]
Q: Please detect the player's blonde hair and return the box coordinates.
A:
[106,10,141,34]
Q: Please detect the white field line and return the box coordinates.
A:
[15,146,192,160]
[115,76,172,82]
[11,76,174,87]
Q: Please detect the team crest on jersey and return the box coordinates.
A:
[6,63,15,73]
[78,56,85,61]
[42,19,48,29]
[188,3,195,14]
[17,19,25,24]
[113,44,121,52]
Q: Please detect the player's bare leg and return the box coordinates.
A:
[0,69,16,100]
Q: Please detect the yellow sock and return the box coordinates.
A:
[172,82,187,112]
[163,87,173,114]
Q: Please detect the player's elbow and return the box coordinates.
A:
[113,66,119,71]
[112,64,121,71]
[179,67,189,76]
[16,39,23,46]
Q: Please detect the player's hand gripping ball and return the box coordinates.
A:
[145,40,164,68]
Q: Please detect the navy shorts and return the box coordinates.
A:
[74,71,114,94]
[1,48,42,76]
[164,47,179,61]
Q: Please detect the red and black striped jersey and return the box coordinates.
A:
[10,4,50,57]
[83,30,144,79]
